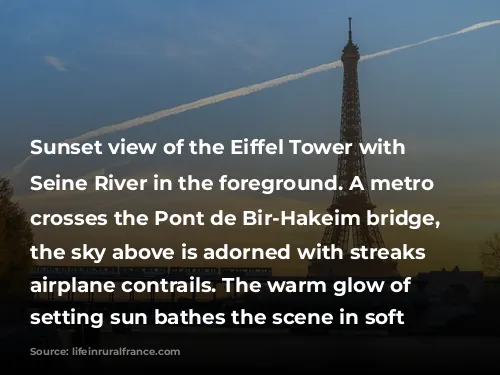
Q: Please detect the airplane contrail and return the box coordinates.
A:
[11,20,500,176]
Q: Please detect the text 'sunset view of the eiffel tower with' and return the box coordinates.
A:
[308,18,399,277]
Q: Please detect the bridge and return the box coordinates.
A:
[27,266,420,335]
[29,265,500,305]
[29,265,422,304]
[30,266,271,303]
[31,265,273,279]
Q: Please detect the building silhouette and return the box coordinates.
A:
[309,18,398,277]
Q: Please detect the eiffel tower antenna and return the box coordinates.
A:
[308,18,399,277]
[348,17,352,42]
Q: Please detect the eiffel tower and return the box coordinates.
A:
[308,18,399,277]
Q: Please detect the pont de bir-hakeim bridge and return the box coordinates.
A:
[30,265,414,306]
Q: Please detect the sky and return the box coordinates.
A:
[1,1,499,275]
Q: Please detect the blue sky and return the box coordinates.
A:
[1,0,499,170]
[1,1,499,273]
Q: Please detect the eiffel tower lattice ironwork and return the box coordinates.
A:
[315,18,398,274]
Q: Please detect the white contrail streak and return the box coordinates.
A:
[11,20,500,176]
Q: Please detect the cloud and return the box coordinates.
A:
[44,55,67,72]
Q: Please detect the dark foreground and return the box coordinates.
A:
[67,332,500,370]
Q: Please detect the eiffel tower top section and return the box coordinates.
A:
[342,17,360,61]
[310,17,399,277]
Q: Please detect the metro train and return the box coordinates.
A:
[30,266,272,278]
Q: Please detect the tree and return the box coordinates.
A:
[480,233,500,275]
[0,177,34,299]
[0,181,69,372]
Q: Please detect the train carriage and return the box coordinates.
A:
[170,267,219,277]
[31,266,68,277]
[69,266,119,277]
[118,267,147,278]
[141,267,170,277]
[221,267,272,278]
